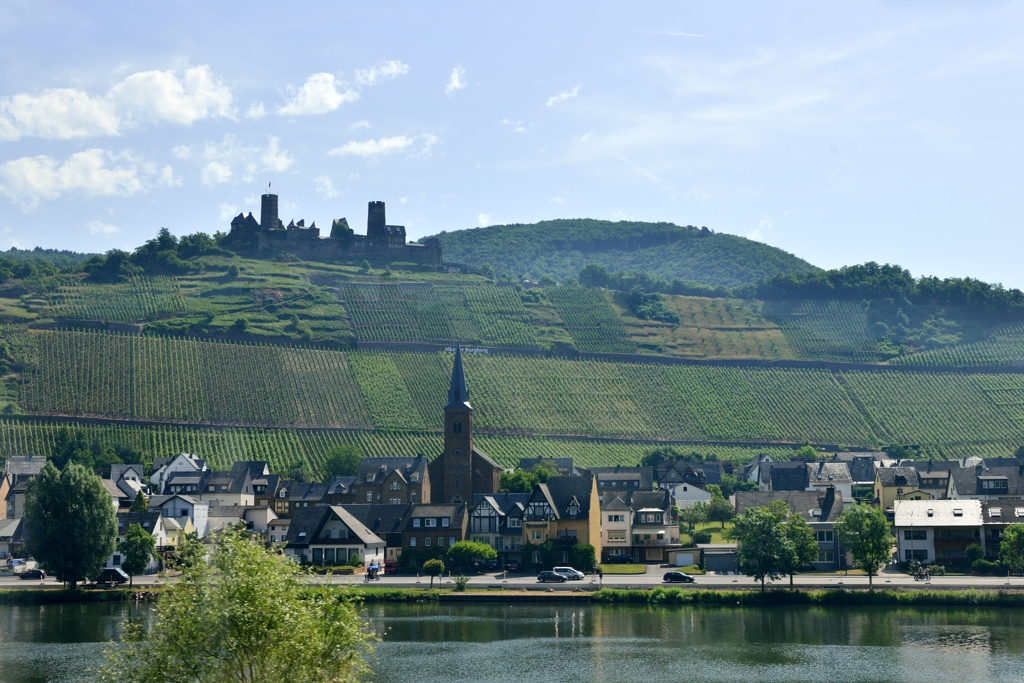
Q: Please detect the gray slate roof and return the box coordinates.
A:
[875,467,920,488]
[735,489,844,524]
[807,462,852,485]
[356,455,428,484]
[767,462,810,491]
[584,466,654,490]
[949,466,1024,497]
[4,456,46,477]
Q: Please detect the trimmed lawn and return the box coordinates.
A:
[598,564,648,575]
[685,522,735,545]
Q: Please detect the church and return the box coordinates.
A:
[345,346,503,506]
[427,345,503,503]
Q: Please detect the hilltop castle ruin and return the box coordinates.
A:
[228,192,442,264]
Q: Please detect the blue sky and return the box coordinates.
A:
[1,1,1022,285]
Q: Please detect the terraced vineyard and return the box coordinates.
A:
[891,324,1024,367]
[340,283,539,347]
[13,331,1024,457]
[38,277,187,322]
[21,331,371,427]
[0,418,794,472]
[763,300,886,363]
[546,287,636,353]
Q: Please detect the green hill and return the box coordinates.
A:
[429,219,817,287]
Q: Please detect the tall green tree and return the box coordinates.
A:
[322,444,362,480]
[128,492,149,513]
[707,496,735,529]
[99,528,374,683]
[678,502,708,534]
[118,523,156,587]
[24,461,117,589]
[446,540,497,572]
[777,504,820,588]
[729,504,787,592]
[422,558,444,588]
[1000,524,1024,576]
[834,503,894,587]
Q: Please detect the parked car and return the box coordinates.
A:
[552,566,585,580]
[484,558,500,571]
[537,571,568,583]
[95,568,130,586]
[503,560,522,573]
[663,571,695,584]
[384,561,398,575]
[606,555,634,564]
[18,569,45,580]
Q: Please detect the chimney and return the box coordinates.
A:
[823,485,835,510]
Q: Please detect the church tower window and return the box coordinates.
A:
[453,420,462,434]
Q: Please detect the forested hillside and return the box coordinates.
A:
[430,219,817,286]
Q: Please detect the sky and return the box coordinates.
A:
[1,1,1022,285]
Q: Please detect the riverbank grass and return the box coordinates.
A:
[598,564,648,575]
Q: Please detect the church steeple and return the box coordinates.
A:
[445,344,471,410]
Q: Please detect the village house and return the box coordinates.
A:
[149,453,207,492]
[338,504,412,564]
[468,493,529,565]
[401,503,468,557]
[104,511,169,574]
[735,488,845,570]
[521,475,602,570]
[326,476,357,504]
[3,455,46,520]
[148,493,209,537]
[893,499,983,565]
[353,456,430,505]
[875,466,930,513]
[0,517,23,558]
[284,506,386,567]
[600,488,679,564]
[946,465,1024,501]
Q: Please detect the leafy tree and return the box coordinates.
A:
[288,463,313,484]
[1000,524,1024,576]
[50,427,140,477]
[498,460,558,493]
[569,543,596,572]
[678,502,708,534]
[83,249,142,283]
[478,263,495,280]
[422,558,444,588]
[129,492,149,513]
[99,527,374,683]
[232,317,249,333]
[226,264,240,278]
[118,522,156,587]
[707,496,735,529]
[794,445,819,461]
[24,461,117,589]
[965,543,984,565]
[322,444,361,480]
[578,263,610,288]
[728,504,787,592]
[171,532,205,571]
[539,274,557,287]
[777,503,819,587]
[834,503,894,587]
[360,260,372,272]
[446,540,497,572]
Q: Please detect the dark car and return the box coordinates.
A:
[537,571,567,583]
[503,560,522,573]
[95,568,130,586]
[18,569,45,580]
[484,558,500,571]
[606,555,634,564]
[663,571,695,584]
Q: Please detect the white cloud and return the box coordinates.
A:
[355,61,410,86]
[201,161,232,186]
[328,135,414,157]
[278,73,359,116]
[446,66,466,95]
[314,175,338,199]
[547,84,581,106]
[580,130,594,142]
[179,135,293,184]
[478,213,491,226]
[0,149,145,210]
[350,120,370,129]
[219,203,239,222]
[0,65,234,141]
[157,165,180,188]
[87,220,119,237]
[245,102,266,119]
[550,197,564,204]
[261,136,293,172]
[746,228,763,241]
[399,197,408,204]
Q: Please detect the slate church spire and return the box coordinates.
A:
[446,343,471,410]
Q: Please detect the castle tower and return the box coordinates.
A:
[260,190,279,232]
[367,201,386,245]
[442,345,474,504]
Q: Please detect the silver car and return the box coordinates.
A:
[552,566,585,580]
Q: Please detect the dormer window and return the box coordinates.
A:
[568,503,579,516]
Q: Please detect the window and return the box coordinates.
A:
[508,518,521,528]
[270,535,275,543]
[298,531,306,539]
[424,537,432,547]
[455,478,460,488]
[366,492,373,503]
[568,503,579,516]
[449,536,456,546]
[557,529,577,539]
[904,529,927,540]
[607,530,626,541]
[410,493,417,504]
[437,536,445,547]
[452,420,462,434]
[390,481,401,491]
[413,519,421,528]
[816,530,834,543]
[608,514,624,523]
[426,518,437,528]
[389,497,401,505]
[817,551,835,563]
[531,531,543,541]
[442,518,450,527]
[409,537,417,547]
[905,549,928,561]
[113,555,121,566]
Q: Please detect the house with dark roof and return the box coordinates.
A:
[656,462,714,508]
[338,503,412,564]
[947,465,1024,501]
[354,455,430,506]
[150,453,207,492]
[401,502,469,560]
[762,462,810,492]
[288,482,330,513]
[982,500,1024,560]
[105,511,168,574]
[806,462,852,501]
[905,460,959,500]
[874,467,929,512]
[108,464,147,503]
[584,466,654,501]
[468,492,530,564]
[521,475,601,570]
[283,506,386,567]
[3,456,46,520]
[148,494,209,537]
[326,476,357,505]
[736,488,845,570]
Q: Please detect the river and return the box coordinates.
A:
[2,601,1024,682]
